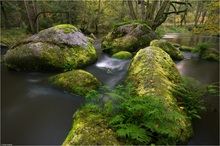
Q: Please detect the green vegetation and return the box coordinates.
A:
[112,51,133,59]
[180,45,196,52]
[0,28,31,47]
[53,24,78,33]
[112,20,150,29]
[150,39,184,60]
[66,77,215,145]
[49,70,101,96]
[193,42,219,61]
[155,26,189,37]
[172,77,206,119]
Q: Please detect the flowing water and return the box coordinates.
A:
[1,33,219,145]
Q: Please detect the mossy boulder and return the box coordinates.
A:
[102,21,158,54]
[150,39,184,60]
[179,45,196,52]
[125,46,192,143]
[201,48,219,61]
[63,104,119,145]
[49,69,101,96]
[112,51,133,59]
[4,24,97,71]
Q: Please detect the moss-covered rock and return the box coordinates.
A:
[49,69,101,96]
[4,24,97,71]
[63,104,119,145]
[179,45,196,52]
[125,46,192,144]
[201,48,219,61]
[112,51,133,59]
[102,21,158,54]
[150,39,184,60]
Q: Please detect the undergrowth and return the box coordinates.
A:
[83,78,218,145]
[0,28,31,47]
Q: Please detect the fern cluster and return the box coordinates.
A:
[107,85,187,145]
[171,77,218,119]
[85,84,188,145]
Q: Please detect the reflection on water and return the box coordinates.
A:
[164,34,219,145]
[163,33,219,49]
[1,64,86,145]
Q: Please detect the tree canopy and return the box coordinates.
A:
[0,0,218,35]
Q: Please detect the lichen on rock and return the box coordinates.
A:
[4,24,97,71]
[102,21,158,54]
[49,69,101,96]
[125,46,192,143]
[150,39,184,60]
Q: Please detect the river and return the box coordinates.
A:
[1,33,219,145]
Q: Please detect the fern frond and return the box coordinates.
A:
[109,115,125,125]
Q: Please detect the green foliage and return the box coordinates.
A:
[179,45,196,52]
[172,77,207,119]
[0,28,31,47]
[64,62,75,72]
[207,82,219,97]
[85,89,102,103]
[112,20,148,29]
[193,42,210,58]
[85,84,190,145]
[155,26,189,37]
[193,1,220,36]
[107,86,186,145]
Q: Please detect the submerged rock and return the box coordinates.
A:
[49,69,101,96]
[102,21,158,54]
[4,24,97,71]
[150,39,184,60]
[125,46,192,143]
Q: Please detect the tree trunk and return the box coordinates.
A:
[151,0,170,31]
[140,0,145,20]
[0,1,9,28]
[127,0,136,20]
[23,0,34,33]
[200,11,206,24]
[95,0,101,34]
[194,2,202,27]
[32,0,39,33]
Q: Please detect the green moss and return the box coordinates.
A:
[180,45,196,52]
[125,46,192,143]
[0,28,31,47]
[53,24,78,33]
[5,42,97,71]
[112,20,150,29]
[112,51,133,59]
[201,48,219,61]
[150,39,184,60]
[172,43,181,48]
[49,69,101,96]
[63,104,119,145]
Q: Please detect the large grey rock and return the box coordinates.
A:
[102,22,158,54]
[4,24,97,71]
